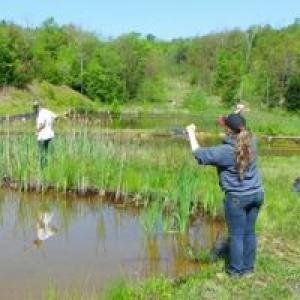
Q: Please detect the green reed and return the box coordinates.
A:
[0,121,222,233]
[1,118,299,236]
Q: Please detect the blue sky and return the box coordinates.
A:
[1,0,299,39]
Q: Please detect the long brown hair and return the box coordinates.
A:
[235,129,252,181]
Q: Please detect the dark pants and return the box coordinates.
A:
[38,138,52,168]
[224,191,264,275]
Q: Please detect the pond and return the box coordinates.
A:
[0,190,223,300]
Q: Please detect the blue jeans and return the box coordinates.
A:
[224,191,264,275]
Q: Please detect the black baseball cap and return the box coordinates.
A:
[216,113,246,133]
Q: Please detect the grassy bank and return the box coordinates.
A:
[0,81,99,115]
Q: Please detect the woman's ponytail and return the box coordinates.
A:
[235,129,252,181]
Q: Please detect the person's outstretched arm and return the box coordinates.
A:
[186,124,224,166]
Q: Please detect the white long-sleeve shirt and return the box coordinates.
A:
[36,108,57,141]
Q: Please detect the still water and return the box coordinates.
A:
[0,190,223,299]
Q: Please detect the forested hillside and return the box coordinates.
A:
[1,17,300,110]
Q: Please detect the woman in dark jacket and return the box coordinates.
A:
[186,113,264,276]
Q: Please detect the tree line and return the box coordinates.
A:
[0,17,300,110]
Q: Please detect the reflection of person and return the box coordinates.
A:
[33,212,57,247]
[33,101,58,168]
[186,113,263,277]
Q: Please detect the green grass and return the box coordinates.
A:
[181,88,300,135]
[112,252,300,300]
[0,81,99,115]
[258,156,300,238]
[1,79,299,136]
[44,247,300,300]
[0,127,222,234]
[1,122,299,236]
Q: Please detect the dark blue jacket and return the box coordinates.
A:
[193,136,263,196]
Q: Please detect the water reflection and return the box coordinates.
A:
[33,211,57,247]
[0,190,224,300]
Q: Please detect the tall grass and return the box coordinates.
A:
[1,119,299,238]
[0,122,222,234]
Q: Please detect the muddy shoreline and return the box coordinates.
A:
[1,176,224,225]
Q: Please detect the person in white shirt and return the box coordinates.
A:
[33,101,58,168]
